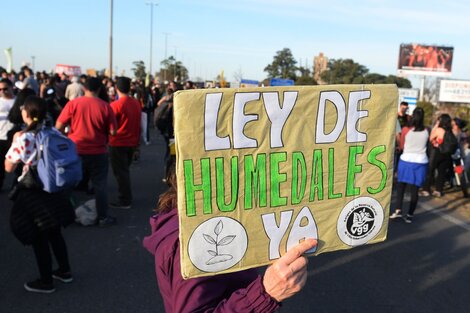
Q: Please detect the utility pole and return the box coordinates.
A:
[31,56,35,71]
[163,32,170,81]
[146,1,158,77]
[109,0,113,78]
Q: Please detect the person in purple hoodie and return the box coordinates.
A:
[144,165,317,312]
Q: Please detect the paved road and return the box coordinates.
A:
[1,129,469,313]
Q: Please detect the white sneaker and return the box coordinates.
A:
[390,211,402,219]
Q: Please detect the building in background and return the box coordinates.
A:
[313,52,328,85]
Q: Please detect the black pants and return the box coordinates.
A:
[0,139,9,190]
[423,149,453,193]
[109,146,135,205]
[31,227,70,284]
[396,182,419,216]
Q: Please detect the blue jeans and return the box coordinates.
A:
[80,153,109,219]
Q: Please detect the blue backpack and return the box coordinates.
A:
[36,126,82,193]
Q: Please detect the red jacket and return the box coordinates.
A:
[143,209,280,313]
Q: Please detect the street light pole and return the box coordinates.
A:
[146,1,158,77]
[109,0,113,78]
[163,32,170,81]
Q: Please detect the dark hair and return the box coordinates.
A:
[438,114,452,132]
[156,162,177,214]
[453,118,467,130]
[116,76,131,94]
[23,96,46,132]
[400,101,409,106]
[411,108,425,131]
[8,88,36,124]
[84,77,102,92]
[0,78,13,87]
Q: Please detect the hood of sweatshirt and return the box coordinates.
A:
[143,208,178,256]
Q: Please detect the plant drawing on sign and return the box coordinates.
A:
[351,208,374,235]
[203,220,236,265]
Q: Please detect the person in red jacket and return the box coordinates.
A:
[144,166,317,312]
[108,77,141,209]
[56,77,117,226]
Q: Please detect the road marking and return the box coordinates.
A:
[419,201,470,231]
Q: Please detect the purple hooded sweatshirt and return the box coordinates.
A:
[143,209,280,313]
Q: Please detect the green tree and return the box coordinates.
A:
[362,73,412,88]
[320,59,369,84]
[264,48,298,80]
[295,66,316,85]
[131,60,146,81]
[158,56,189,82]
[321,58,412,87]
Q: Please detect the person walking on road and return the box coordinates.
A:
[108,77,141,209]
[56,77,117,226]
[390,108,429,223]
[5,96,75,293]
[0,78,15,191]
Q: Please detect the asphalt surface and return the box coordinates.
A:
[1,129,469,313]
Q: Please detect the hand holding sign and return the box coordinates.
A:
[263,238,317,302]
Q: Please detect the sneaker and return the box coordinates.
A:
[109,202,131,209]
[419,190,430,197]
[432,190,442,197]
[98,216,117,227]
[52,270,73,283]
[390,210,402,219]
[24,279,55,294]
[403,214,413,224]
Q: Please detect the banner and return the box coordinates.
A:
[55,64,82,76]
[240,79,259,88]
[397,43,453,77]
[174,84,397,279]
[439,80,470,103]
[3,47,13,73]
[270,78,294,86]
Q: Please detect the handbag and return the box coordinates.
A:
[439,131,458,155]
[8,167,43,201]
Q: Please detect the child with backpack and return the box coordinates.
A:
[5,96,75,293]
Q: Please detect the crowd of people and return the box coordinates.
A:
[2,67,469,311]
[391,101,469,223]
[0,66,192,294]
[1,66,317,308]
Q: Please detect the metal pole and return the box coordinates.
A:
[146,2,158,76]
[150,4,153,76]
[419,75,425,102]
[163,32,170,81]
[109,0,113,78]
[31,56,35,71]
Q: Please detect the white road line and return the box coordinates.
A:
[419,200,470,231]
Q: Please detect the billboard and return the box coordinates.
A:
[397,43,453,77]
[398,88,419,114]
[55,64,82,76]
[174,84,397,279]
[439,80,470,103]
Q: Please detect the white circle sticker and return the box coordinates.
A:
[188,217,248,273]
[337,196,384,246]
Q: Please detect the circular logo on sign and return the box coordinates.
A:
[188,217,248,273]
[337,197,384,246]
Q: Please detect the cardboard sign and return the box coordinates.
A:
[174,84,398,279]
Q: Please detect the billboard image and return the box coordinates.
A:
[397,43,453,76]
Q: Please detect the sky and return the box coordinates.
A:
[1,0,470,88]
